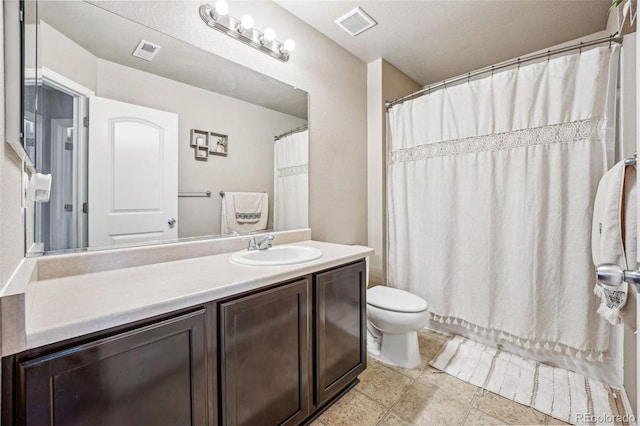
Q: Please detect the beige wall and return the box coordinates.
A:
[96,59,306,238]
[1,3,26,287]
[366,59,420,286]
[91,1,368,246]
[40,21,97,92]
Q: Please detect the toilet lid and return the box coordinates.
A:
[367,286,428,313]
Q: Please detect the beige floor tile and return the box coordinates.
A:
[356,361,414,407]
[391,382,471,425]
[473,391,545,425]
[316,389,387,426]
[545,415,571,425]
[418,328,450,343]
[464,408,505,425]
[309,417,327,426]
[378,411,413,426]
[417,368,479,404]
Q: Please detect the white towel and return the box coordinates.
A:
[221,192,268,234]
[592,160,637,330]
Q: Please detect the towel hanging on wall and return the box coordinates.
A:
[592,160,637,330]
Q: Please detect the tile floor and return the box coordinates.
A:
[311,330,628,426]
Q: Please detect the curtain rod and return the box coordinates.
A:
[274,125,308,141]
[385,33,622,110]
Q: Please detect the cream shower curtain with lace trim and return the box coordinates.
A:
[387,46,619,359]
[274,129,309,230]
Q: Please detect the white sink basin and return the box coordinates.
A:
[230,245,323,266]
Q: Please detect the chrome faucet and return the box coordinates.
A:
[248,234,275,251]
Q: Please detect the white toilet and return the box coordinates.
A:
[366,286,429,368]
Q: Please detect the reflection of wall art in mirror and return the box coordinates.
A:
[190,129,210,161]
[209,132,228,157]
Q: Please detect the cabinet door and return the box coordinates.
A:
[18,309,208,426]
[220,279,311,426]
[315,261,367,406]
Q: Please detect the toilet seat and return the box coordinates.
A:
[367,286,427,313]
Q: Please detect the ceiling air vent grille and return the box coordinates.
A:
[335,7,377,36]
[132,40,161,61]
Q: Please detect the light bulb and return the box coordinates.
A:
[263,28,276,42]
[282,39,295,52]
[239,15,254,32]
[213,0,228,18]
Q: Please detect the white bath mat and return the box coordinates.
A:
[430,335,626,425]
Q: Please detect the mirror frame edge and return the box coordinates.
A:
[5,0,35,171]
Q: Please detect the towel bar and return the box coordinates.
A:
[624,152,637,165]
[178,191,212,198]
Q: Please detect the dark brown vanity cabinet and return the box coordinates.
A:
[2,259,367,426]
[6,308,212,426]
[314,261,367,406]
[219,278,311,426]
[218,260,367,424]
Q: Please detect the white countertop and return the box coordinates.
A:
[25,240,373,351]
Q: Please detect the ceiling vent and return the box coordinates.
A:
[132,40,161,61]
[335,7,377,36]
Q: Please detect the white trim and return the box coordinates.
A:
[24,67,95,97]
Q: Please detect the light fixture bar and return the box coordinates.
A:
[199,4,293,62]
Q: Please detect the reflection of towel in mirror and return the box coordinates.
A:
[592,160,637,330]
[233,193,262,223]
[221,192,268,234]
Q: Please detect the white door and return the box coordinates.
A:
[88,97,178,247]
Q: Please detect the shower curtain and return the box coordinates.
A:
[387,46,619,359]
[274,129,309,229]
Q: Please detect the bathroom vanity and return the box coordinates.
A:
[0,240,372,425]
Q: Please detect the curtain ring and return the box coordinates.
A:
[609,36,613,48]
[517,58,521,69]
[491,65,494,77]
[547,50,551,62]
[443,80,447,89]
[579,42,583,54]
[467,72,471,84]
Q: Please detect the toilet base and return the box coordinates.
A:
[367,330,422,369]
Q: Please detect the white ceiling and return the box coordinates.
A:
[275,0,611,86]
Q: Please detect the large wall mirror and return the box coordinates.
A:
[22,1,309,255]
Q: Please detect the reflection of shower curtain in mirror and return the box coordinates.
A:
[274,130,309,229]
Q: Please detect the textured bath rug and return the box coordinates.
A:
[430,335,627,425]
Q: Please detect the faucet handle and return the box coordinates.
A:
[247,236,258,251]
[257,234,275,250]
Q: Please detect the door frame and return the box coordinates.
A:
[25,67,94,249]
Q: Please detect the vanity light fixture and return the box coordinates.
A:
[199,1,295,62]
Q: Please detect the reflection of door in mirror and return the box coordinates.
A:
[88,97,178,248]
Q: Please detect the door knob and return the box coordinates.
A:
[596,263,640,287]
[168,218,176,227]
